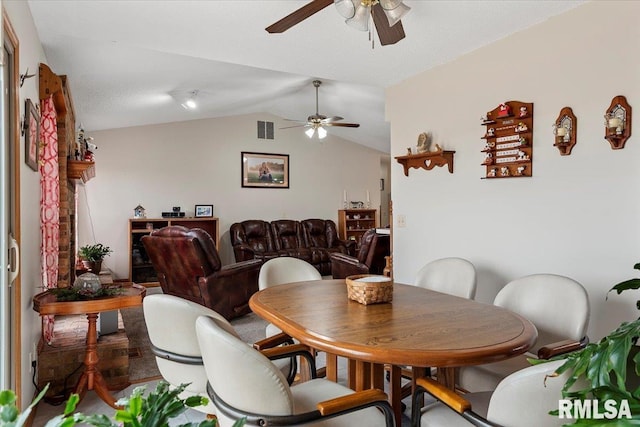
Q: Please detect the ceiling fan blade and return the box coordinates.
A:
[280,124,309,130]
[326,122,360,128]
[266,0,333,33]
[372,3,406,46]
[322,116,344,123]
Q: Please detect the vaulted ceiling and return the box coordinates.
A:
[27,0,584,153]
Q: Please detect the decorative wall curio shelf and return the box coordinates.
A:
[395,149,455,176]
[604,95,632,150]
[480,100,534,179]
[553,107,577,156]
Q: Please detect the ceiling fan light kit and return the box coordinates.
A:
[266,0,408,46]
[180,90,199,110]
[281,80,360,139]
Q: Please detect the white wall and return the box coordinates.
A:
[3,0,48,406]
[79,112,386,279]
[387,0,640,341]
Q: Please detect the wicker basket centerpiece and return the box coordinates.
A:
[345,274,393,305]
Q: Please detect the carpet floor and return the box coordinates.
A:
[121,288,268,383]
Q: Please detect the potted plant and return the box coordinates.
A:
[548,262,640,424]
[1,381,245,426]
[78,243,112,273]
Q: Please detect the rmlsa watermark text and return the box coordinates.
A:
[559,399,631,420]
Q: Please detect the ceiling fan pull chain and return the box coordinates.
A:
[369,7,375,49]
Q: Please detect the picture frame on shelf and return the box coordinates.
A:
[241,151,289,189]
[194,204,213,218]
[24,98,40,171]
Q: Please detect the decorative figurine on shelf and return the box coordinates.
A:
[518,136,527,146]
[519,106,528,117]
[500,166,510,177]
[516,165,526,175]
[133,204,146,219]
[406,147,413,155]
[486,128,495,137]
[488,168,497,177]
[432,143,443,154]
[498,103,512,117]
[515,122,528,132]
[480,114,488,123]
[517,150,529,161]
[484,141,495,151]
[552,124,570,143]
[416,132,433,153]
[482,152,494,165]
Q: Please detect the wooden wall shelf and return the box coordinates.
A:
[553,107,577,156]
[604,95,632,150]
[480,101,533,179]
[395,150,455,176]
[67,160,95,183]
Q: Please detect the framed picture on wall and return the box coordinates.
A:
[241,151,289,189]
[24,98,40,171]
[195,205,213,217]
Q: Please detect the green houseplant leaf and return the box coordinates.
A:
[548,262,640,425]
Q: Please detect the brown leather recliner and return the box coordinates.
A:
[330,229,390,279]
[141,225,261,320]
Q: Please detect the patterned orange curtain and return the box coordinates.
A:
[40,96,59,343]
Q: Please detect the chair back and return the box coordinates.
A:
[357,229,390,274]
[195,315,294,420]
[414,257,477,299]
[271,220,306,251]
[259,257,321,291]
[230,220,276,255]
[142,226,221,303]
[494,274,589,354]
[301,218,340,249]
[143,294,235,413]
[487,360,573,427]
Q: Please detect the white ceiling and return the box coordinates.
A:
[27,0,584,153]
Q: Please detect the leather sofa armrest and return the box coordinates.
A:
[330,252,369,279]
[537,337,589,359]
[233,244,257,262]
[216,258,262,278]
[343,239,357,256]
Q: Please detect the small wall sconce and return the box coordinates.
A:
[552,107,577,156]
[603,95,632,149]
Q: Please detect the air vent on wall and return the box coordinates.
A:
[257,121,274,140]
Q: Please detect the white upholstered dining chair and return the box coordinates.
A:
[413,359,572,427]
[457,274,590,392]
[195,315,395,427]
[397,257,477,397]
[414,257,477,299]
[143,293,293,415]
[259,256,322,338]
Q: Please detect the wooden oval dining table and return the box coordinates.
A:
[249,279,537,425]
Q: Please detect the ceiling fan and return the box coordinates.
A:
[266,0,409,46]
[281,80,360,139]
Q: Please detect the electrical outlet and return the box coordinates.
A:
[397,215,406,228]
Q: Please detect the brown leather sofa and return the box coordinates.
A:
[230,219,354,275]
[142,225,261,320]
[330,228,390,279]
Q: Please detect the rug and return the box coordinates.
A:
[120,294,268,383]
